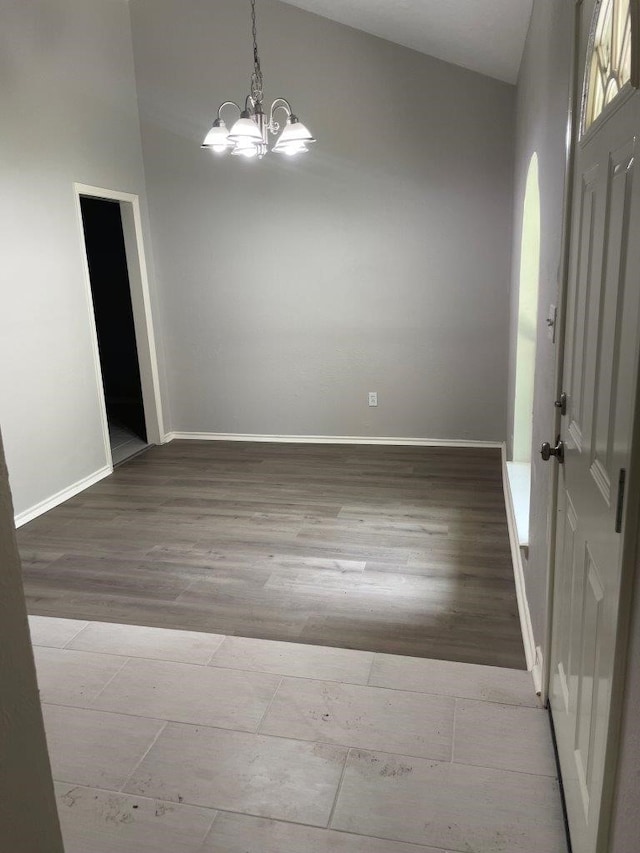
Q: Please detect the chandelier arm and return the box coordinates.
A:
[268,98,292,133]
[217,101,242,120]
[270,98,293,117]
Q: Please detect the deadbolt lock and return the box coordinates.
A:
[554,392,567,416]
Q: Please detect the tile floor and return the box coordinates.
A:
[29,615,569,853]
[108,420,149,466]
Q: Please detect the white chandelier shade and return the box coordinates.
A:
[201,0,315,160]
[201,119,234,154]
[272,117,315,154]
[231,136,260,158]
[228,116,264,144]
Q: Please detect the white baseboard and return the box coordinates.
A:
[14,465,112,528]
[165,431,503,448]
[501,444,537,677]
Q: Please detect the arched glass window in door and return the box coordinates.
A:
[584,0,633,132]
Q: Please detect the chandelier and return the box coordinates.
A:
[201,0,316,159]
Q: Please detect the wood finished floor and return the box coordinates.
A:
[18,441,525,669]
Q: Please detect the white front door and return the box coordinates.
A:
[549,2,640,852]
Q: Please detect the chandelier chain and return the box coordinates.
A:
[250,0,264,104]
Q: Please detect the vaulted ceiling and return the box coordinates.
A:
[280,0,533,84]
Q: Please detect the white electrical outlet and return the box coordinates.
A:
[368,391,378,407]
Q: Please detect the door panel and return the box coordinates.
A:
[574,546,603,816]
[590,141,635,499]
[567,165,599,452]
[555,489,576,714]
[549,4,640,851]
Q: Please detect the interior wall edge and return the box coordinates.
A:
[507,0,575,680]
[14,465,112,528]
[0,428,65,851]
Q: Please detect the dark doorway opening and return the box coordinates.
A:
[80,196,148,465]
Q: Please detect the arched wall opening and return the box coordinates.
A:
[513,153,541,463]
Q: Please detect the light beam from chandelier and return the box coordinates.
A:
[201,0,316,159]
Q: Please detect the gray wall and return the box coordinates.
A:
[0,0,164,518]
[508,0,572,646]
[129,0,515,441]
[0,429,64,853]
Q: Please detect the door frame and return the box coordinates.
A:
[543,0,640,847]
[73,183,165,465]
[540,0,583,709]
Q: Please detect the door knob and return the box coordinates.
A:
[541,437,565,463]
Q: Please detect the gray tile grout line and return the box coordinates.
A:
[80,655,131,706]
[327,823,452,852]
[45,703,441,764]
[202,795,562,850]
[39,640,230,670]
[34,641,538,705]
[52,779,452,851]
[61,622,92,648]
[41,701,167,726]
[365,651,377,686]
[203,634,228,665]
[325,746,351,829]
[254,676,284,733]
[31,616,527,672]
[268,676,461,703]
[365,680,539,707]
[449,697,456,764]
[31,618,539,706]
[117,719,170,793]
[35,645,380,688]
[42,702,559,780]
[199,808,221,847]
[31,640,85,652]
[205,643,377,671]
[70,647,225,668]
